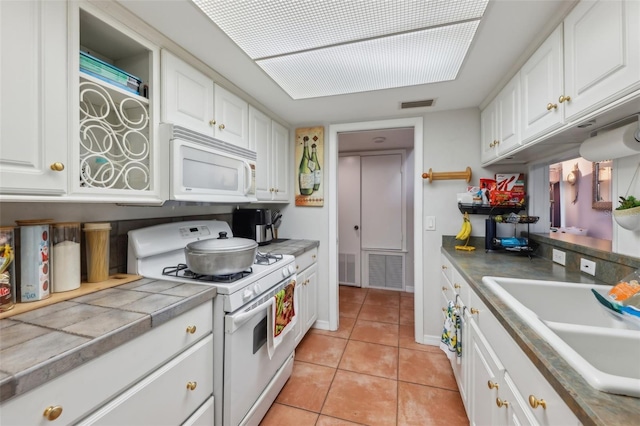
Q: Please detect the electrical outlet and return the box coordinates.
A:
[580,258,596,276]
[552,249,566,266]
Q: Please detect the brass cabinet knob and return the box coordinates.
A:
[296,265,299,270]
[441,307,446,312]
[43,406,63,421]
[496,398,509,408]
[529,395,547,409]
[186,325,197,334]
[441,286,448,291]
[546,102,558,111]
[558,95,571,103]
[50,162,65,171]
[495,140,500,146]
[489,141,495,148]
[470,307,479,315]
[186,381,197,391]
[218,124,226,130]
[275,188,279,193]
[209,119,216,126]
[441,265,447,270]
[454,283,461,289]
[487,380,499,390]
[312,255,316,260]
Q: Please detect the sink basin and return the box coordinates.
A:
[482,276,640,397]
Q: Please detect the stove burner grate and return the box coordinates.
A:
[255,252,283,265]
[162,263,253,283]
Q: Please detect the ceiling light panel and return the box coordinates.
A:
[192,0,488,59]
[256,21,479,99]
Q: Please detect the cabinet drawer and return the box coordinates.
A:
[494,372,538,426]
[295,247,318,272]
[441,256,453,284]
[182,396,215,426]
[0,301,213,426]
[452,269,470,308]
[79,334,214,425]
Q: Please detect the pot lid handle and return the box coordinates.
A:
[218,232,228,239]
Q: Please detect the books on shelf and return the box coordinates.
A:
[80,51,142,95]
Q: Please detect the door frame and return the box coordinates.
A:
[328,117,424,343]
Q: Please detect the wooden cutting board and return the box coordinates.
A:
[0,274,143,320]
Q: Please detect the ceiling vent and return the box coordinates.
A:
[401,99,435,109]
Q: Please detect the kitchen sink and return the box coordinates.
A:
[482,276,640,397]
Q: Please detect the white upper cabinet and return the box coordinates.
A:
[214,84,249,149]
[70,2,162,202]
[251,105,272,200]
[161,50,249,148]
[251,104,290,202]
[563,0,640,120]
[481,73,521,164]
[520,25,564,143]
[0,0,68,195]
[161,49,214,135]
[271,120,291,201]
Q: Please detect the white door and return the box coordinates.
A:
[213,84,248,148]
[361,154,403,250]
[338,156,361,287]
[520,25,564,143]
[563,0,640,120]
[161,50,214,135]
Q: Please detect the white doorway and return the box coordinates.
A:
[328,117,424,343]
[339,152,407,289]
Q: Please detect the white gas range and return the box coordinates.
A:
[127,220,297,426]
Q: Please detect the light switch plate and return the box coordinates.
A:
[425,216,436,231]
[552,249,566,266]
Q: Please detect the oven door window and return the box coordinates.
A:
[253,315,267,354]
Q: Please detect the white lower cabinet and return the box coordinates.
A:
[294,248,318,345]
[0,301,214,426]
[78,335,213,426]
[444,255,580,426]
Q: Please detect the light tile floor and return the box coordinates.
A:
[260,286,469,426]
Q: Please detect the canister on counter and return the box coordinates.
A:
[0,227,16,311]
[83,222,111,283]
[15,219,53,302]
[52,222,81,292]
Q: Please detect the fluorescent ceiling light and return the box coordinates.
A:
[192,0,489,99]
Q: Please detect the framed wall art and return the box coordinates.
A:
[295,126,324,207]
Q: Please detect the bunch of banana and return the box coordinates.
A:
[455,212,472,241]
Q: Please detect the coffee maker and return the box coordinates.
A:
[232,209,273,245]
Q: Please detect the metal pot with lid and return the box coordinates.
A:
[184,232,258,276]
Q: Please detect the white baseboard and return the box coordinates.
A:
[422,334,441,347]
[312,319,331,331]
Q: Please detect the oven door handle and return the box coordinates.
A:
[225,297,274,333]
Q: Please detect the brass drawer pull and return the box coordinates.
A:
[470,308,479,315]
[43,406,63,421]
[496,398,509,408]
[487,380,499,390]
[529,395,547,409]
[186,381,197,391]
[186,325,197,334]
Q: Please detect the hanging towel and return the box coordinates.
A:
[267,281,298,359]
[440,300,462,364]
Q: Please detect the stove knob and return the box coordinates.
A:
[243,289,253,300]
[253,284,262,295]
[288,265,295,275]
[282,268,288,278]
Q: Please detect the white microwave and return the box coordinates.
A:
[162,124,256,203]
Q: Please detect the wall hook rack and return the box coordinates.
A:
[422,167,472,183]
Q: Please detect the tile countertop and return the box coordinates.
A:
[442,246,640,426]
[258,239,319,257]
[0,279,216,403]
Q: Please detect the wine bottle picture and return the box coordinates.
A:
[298,136,314,195]
[310,143,322,191]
